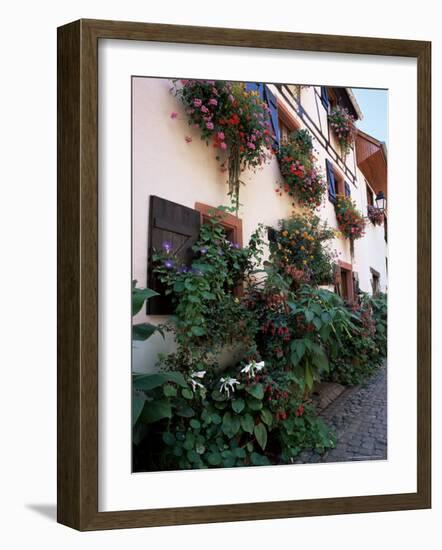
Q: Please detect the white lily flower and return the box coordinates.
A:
[188,371,206,392]
[189,378,205,391]
[240,360,265,378]
[192,371,206,379]
[219,377,240,397]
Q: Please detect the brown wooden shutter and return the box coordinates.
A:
[353,271,360,302]
[147,196,201,315]
[333,263,342,296]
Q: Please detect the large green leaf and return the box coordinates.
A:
[241,413,255,434]
[232,398,245,414]
[132,322,163,341]
[251,452,271,466]
[221,412,241,439]
[133,371,188,391]
[253,422,268,451]
[304,309,314,323]
[290,339,306,366]
[304,364,314,389]
[310,343,329,372]
[132,287,159,316]
[245,383,264,400]
[132,395,145,426]
[260,408,273,427]
[140,399,172,423]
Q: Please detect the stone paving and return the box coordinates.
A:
[296,362,387,464]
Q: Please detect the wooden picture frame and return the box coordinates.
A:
[57,18,431,531]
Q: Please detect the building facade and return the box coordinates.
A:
[132,77,388,372]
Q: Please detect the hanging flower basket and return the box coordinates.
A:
[276,129,325,209]
[328,106,356,156]
[334,194,366,240]
[367,205,384,226]
[172,79,275,212]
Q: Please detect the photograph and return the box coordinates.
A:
[131,77,388,472]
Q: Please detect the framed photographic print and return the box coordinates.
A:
[57,19,431,530]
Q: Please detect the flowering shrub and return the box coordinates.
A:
[367,205,384,226]
[133,214,387,471]
[172,80,274,210]
[276,129,326,209]
[325,294,386,386]
[133,359,334,471]
[328,105,356,155]
[269,213,336,286]
[152,211,264,369]
[334,194,366,240]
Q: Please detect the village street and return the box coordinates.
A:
[297,363,387,464]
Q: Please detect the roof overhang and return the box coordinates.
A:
[356,129,388,199]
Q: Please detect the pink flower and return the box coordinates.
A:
[201,105,209,113]
[208,98,218,106]
[193,98,202,108]
[247,142,256,150]
[206,122,214,130]
[220,142,227,150]
[185,136,192,143]
[217,131,225,140]
[170,112,178,119]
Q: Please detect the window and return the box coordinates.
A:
[245,82,280,148]
[370,267,381,296]
[147,198,245,314]
[195,203,244,297]
[321,86,338,115]
[277,98,301,143]
[147,196,201,315]
[326,160,349,203]
[194,203,243,248]
[334,261,355,303]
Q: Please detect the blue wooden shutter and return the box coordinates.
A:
[321,86,330,113]
[326,159,336,203]
[264,85,280,149]
[345,181,351,197]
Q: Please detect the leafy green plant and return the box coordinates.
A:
[152,210,264,372]
[269,213,337,287]
[134,360,334,471]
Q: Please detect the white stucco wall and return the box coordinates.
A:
[132,77,387,373]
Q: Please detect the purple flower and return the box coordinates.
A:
[178,265,188,274]
[162,241,173,253]
[200,247,208,254]
[232,243,241,249]
[164,259,174,269]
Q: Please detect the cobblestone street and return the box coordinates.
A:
[298,362,387,464]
